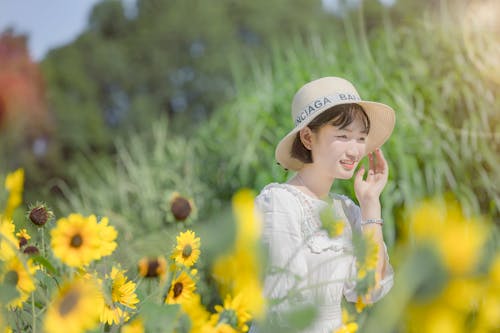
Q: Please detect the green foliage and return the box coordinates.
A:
[54,2,499,252]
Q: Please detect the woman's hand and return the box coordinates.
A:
[354,148,389,206]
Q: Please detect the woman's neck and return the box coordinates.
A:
[288,167,334,200]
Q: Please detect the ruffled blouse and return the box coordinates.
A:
[251,183,394,333]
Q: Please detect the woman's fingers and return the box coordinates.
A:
[375,148,387,174]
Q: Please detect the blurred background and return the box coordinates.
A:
[0,0,499,331]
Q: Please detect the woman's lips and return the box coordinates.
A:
[340,160,356,170]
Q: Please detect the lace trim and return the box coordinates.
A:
[262,183,349,254]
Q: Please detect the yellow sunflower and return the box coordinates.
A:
[3,168,24,219]
[409,198,488,275]
[211,293,252,333]
[180,293,210,333]
[165,271,196,304]
[138,256,168,280]
[16,228,31,247]
[167,192,197,223]
[95,216,118,257]
[50,213,104,267]
[0,256,37,308]
[100,267,139,325]
[44,278,104,333]
[172,230,201,267]
[0,217,18,261]
[212,189,266,319]
[201,323,237,333]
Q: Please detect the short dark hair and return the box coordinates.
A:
[290,103,370,164]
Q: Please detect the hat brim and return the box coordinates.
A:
[275,101,395,171]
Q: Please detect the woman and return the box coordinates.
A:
[252,77,395,332]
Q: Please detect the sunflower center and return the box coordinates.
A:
[182,245,193,258]
[58,289,80,316]
[173,282,183,298]
[5,270,19,286]
[70,234,83,248]
[218,309,238,328]
[171,197,192,221]
[146,260,160,277]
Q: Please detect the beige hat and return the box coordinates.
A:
[275,77,396,171]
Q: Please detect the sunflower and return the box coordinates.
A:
[138,256,168,280]
[167,192,197,223]
[0,256,37,308]
[172,230,201,267]
[165,271,196,304]
[3,168,24,219]
[95,216,118,257]
[51,213,107,267]
[16,228,31,247]
[0,217,18,261]
[44,278,104,333]
[180,293,210,333]
[211,190,266,319]
[201,323,237,333]
[100,267,139,325]
[211,294,252,333]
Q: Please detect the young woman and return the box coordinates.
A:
[252,77,396,332]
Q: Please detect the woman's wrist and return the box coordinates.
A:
[360,200,381,221]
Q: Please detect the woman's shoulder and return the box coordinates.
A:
[256,182,304,213]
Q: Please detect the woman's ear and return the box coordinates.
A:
[299,127,313,150]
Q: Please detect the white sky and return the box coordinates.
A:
[0,0,103,61]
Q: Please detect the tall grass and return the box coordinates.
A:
[55,2,498,254]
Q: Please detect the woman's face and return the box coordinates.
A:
[309,116,368,180]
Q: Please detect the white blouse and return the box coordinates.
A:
[251,183,394,333]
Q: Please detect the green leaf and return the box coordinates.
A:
[31,255,59,276]
[141,302,180,333]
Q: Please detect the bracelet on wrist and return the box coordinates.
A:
[361,218,384,226]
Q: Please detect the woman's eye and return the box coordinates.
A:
[336,135,348,139]
[358,137,366,142]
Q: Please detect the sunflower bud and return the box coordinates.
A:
[28,205,53,226]
[138,257,167,279]
[170,195,192,221]
[23,245,40,255]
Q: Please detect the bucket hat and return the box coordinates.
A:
[275,77,396,171]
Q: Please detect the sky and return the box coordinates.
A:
[0,0,103,61]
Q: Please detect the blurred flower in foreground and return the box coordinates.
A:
[180,293,210,333]
[167,192,197,223]
[165,271,196,304]
[400,197,498,333]
[409,198,488,275]
[212,189,265,319]
[172,230,201,267]
[0,256,37,308]
[210,293,252,333]
[334,309,358,333]
[0,217,18,260]
[138,256,168,280]
[44,278,104,333]
[320,203,345,238]
[3,168,24,219]
[50,214,117,267]
[100,266,139,325]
